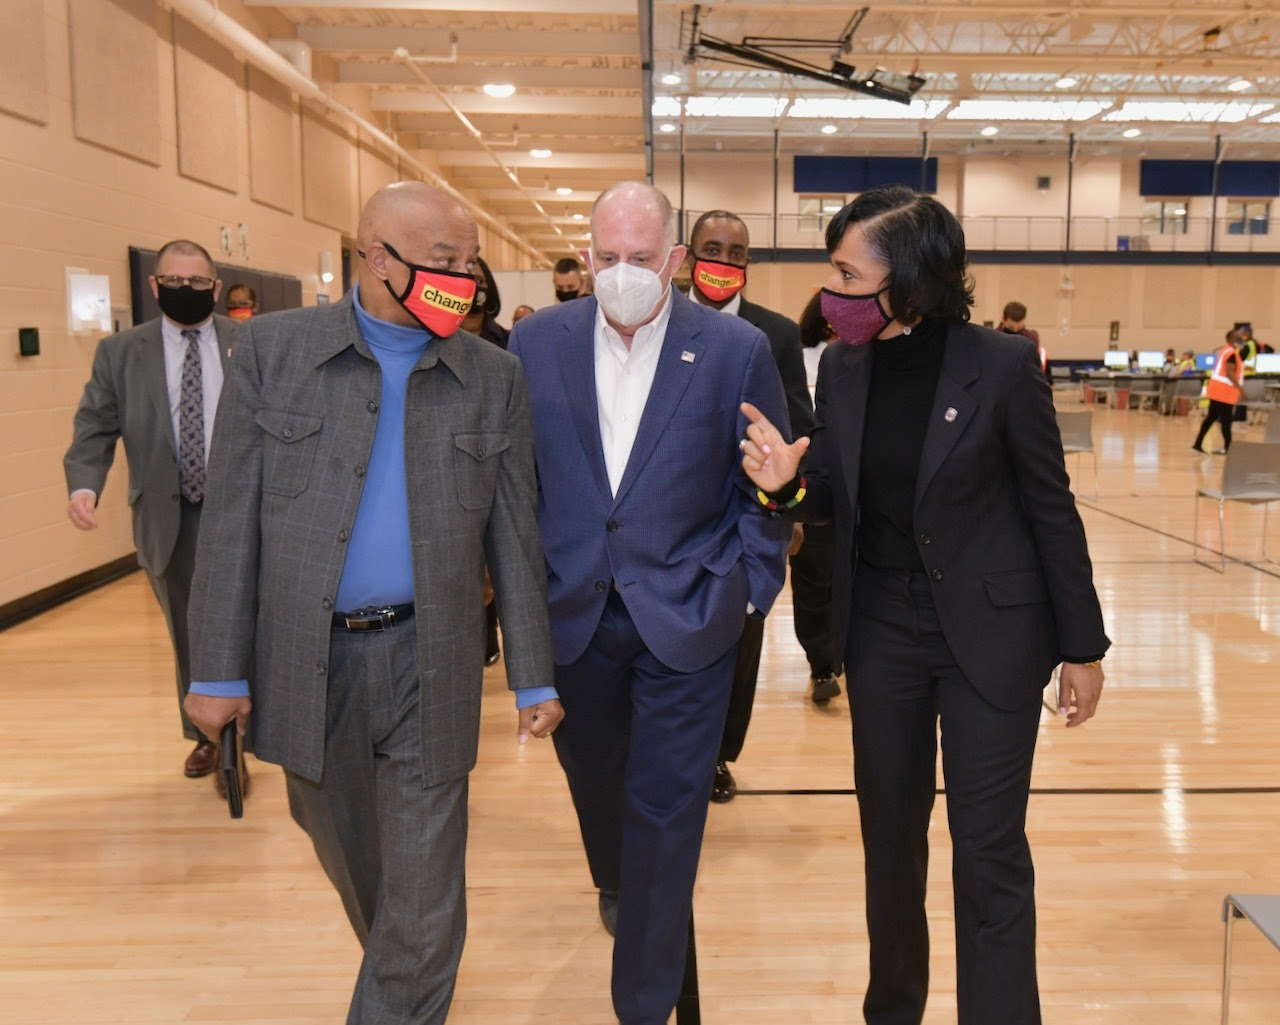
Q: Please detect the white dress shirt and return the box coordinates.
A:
[162,314,225,462]
[594,289,675,496]
[688,287,742,319]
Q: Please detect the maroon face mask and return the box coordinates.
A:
[819,287,893,346]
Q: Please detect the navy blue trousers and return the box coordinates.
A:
[552,589,736,1025]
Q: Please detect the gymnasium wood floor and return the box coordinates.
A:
[3,399,1279,1025]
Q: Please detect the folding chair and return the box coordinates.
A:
[1240,378,1280,425]
[1193,442,1280,571]
[1221,894,1280,1025]
[1264,415,1280,444]
[1055,410,1097,500]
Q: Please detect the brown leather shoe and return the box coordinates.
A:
[184,741,219,778]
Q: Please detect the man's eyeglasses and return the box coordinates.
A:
[155,274,216,291]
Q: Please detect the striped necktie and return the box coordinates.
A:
[178,328,205,503]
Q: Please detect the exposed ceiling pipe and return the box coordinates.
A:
[159,0,552,267]
[394,49,578,256]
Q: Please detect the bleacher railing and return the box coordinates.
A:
[683,212,1280,254]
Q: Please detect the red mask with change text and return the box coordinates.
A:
[692,259,747,303]
[379,241,477,337]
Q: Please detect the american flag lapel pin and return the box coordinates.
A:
[681,350,696,363]
[944,406,958,423]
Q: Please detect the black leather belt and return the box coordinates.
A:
[332,603,415,632]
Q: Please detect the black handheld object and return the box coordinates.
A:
[220,720,244,819]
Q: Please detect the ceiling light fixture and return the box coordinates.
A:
[1122,127,1142,138]
[556,186,573,195]
[573,213,585,221]
[1227,78,1253,92]
[530,148,552,159]
[660,122,677,133]
[981,125,999,137]
[482,83,516,98]
[1055,76,1079,89]
[661,72,681,86]
[820,123,839,134]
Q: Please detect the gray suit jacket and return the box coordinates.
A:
[188,295,555,786]
[63,315,239,576]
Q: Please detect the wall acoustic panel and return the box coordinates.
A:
[68,0,161,165]
[1070,266,1134,328]
[0,0,48,124]
[172,15,241,194]
[247,66,296,213]
[358,138,398,205]
[1212,267,1274,332]
[301,109,356,233]
[1142,268,1202,330]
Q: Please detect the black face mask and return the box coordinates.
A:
[157,285,216,326]
[555,289,580,303]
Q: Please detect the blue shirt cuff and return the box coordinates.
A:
[515,686,558,710]
[190,680,251,698]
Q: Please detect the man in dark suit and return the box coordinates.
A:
[182,182,562,1025]
[64,240,241,781]
[509,181,791,1025]
[685,209,818,801]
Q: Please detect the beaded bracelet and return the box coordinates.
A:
[756,476,807,512]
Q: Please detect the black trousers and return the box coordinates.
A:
[1193,399,1235,451]
[719,614,764,763]
[789,522,840,677]
[144,497,206,742]
[847,565,1043,1025]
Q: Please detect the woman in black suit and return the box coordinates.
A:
[739,186,1109,1025]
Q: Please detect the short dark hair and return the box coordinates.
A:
[798,291,832,348]
[554,257,584,275]
[155,239,216,277]
[825,186,973,324]
[689,210,749,250]
[475,256,500,317]
[1003,301,1027,322]
[1226,329,1238,342]
[227,283,257,304]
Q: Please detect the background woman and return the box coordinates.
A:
[739,186,1109,1025]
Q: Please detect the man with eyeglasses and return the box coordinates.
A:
[64,239,244,786]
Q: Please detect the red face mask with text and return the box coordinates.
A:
[378,241,477,337]
[692,259,747,303]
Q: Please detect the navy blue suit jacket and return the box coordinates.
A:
[510,290,791,673]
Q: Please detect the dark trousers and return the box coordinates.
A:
[286,625,468,1025]
[847,565,1042,1025]
[719,613,763,763]
[1193,399,1236,451]
[552,589,736,1025]
[144,497,205,742]
[789,521,840,676]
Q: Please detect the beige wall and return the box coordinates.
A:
[736,260,1280,360]
[0,0,523,607]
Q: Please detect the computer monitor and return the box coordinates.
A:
[1195,353,1216,372]
[1136,350,1164,371]
[1254,352,1280,375]
[1103,351,1129,369]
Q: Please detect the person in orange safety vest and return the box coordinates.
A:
[1192,330,1244,454]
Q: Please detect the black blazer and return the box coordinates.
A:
[738,298,816,439]
[800,322,1110,709]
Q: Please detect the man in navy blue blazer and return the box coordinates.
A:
[510,181,791,1025]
